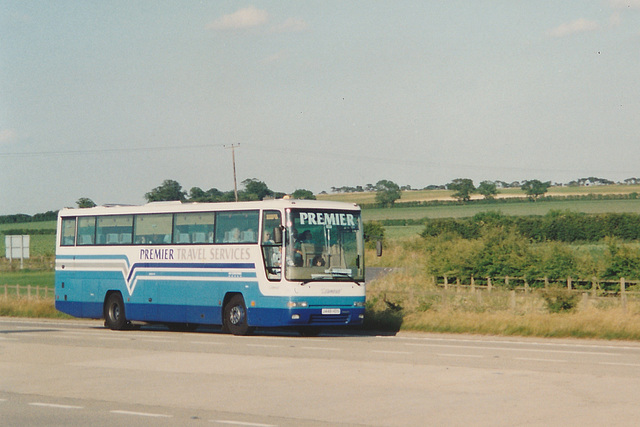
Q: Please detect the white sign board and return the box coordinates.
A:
[5,235,30,260]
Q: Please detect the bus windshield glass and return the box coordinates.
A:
[285,208,364,282]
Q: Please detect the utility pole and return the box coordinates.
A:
[224,144,240,202]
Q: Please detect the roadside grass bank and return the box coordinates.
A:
[0,297,69,319]
[365,282,640,340]
[362,241,640,341]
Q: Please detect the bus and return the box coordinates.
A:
[54,199,365,335]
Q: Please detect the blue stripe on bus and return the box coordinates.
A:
[126,262,255,282]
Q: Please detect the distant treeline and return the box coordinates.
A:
[0,211,58,225]
[418,211,640,243]
[2,229,56,235]
[361,192,639,210]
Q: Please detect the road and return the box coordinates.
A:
[2,318,640,426]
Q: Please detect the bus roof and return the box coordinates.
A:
[57,199,361,217]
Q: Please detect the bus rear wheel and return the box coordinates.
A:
[223,295,254,336]
[104,292,127,330]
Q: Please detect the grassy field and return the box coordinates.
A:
[318,184,640,205]
[0,220,56,257]
[0,271,55,288]
[364,199,640,221]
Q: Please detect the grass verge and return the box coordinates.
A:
[0,297,71,319]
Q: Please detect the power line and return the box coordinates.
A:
[0,143,226,158]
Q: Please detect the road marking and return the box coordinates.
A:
[599,362,640,367]
[389,335,640,352]
[211,420,277,426]
[437,353,484,358]
[515,357,567,363]
[97,336,133,341]
[405,342,621,356]
[29,402,83,409]
[371,350,413,355]
[299,346,340,351]
[140,338,175,343]
[111,409,172,418]
[191,341,224,345]
[246,343,282,348]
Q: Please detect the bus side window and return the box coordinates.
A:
[173,212,215,245]
[61,217,77,246]
[215,211,259,244]
[134,214,172,245]
[261,210,282,280]
[77,217,96,246]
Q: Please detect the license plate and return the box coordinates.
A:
[322,308,341,315]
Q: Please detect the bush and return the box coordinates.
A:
[364,221,385,244]
[541,287,580,313]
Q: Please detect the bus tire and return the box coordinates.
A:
[223,295,254,336]
[104,292,127,330]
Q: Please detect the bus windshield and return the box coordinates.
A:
[285,208,364,282]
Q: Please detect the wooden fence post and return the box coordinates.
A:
[471,276,475,293]
[27,284,31,300]
[16,284,19,298]
[505,276,509,288]
[487,277,492,293]
[567,277,572,290]
[621,277,627,311]
[592,276,598,297]
[544,276,549,289]
[444,276,448,290]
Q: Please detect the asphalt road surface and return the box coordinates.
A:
[2,318,640,426]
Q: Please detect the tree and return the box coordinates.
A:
[145,179,186,202]
[375,179,402,207]
[188,187,207,202]
[448,178,475,202]
[477,181,498,200]
[241,178,273,201]
[76,197,96,208]
[521,179,551,201]
[291,189,316,200]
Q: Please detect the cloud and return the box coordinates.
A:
[207,6,268,30]
[548,18,600,37]
[269,17,309,34]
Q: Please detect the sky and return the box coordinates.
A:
[2,1,640,215]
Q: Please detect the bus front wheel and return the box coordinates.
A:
[223,295,254,336]
[104,292,127,330]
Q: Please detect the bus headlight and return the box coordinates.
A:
[287,301,308,308]
[353,301,365,307]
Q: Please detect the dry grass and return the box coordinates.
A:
[365,239,640,340]
[0,296,69,318]
[366,277,640,340]
[400,307,640,340]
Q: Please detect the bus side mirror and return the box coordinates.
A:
[273,227,283,244]
[376,240,383,257]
